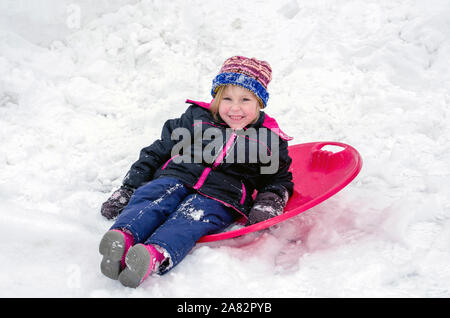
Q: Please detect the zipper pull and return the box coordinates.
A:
[213,132,237,168]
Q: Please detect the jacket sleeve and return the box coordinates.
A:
[256,137,294,202]
[122,106,194,189]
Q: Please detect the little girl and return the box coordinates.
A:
[99,56,294,288]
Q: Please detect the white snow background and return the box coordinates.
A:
[1,0,449,297]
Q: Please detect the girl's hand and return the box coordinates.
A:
[247,191,286,225]
[100,185,135,220]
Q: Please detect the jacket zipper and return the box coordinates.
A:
[212,132,238,168]
[240,182,246,205]
[193,132,237,190]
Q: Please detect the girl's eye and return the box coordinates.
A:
[223,97,232,101]
[242,98,250,102]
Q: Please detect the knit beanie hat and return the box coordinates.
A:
[211,56,272,108]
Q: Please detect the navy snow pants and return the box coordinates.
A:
[110,177,236,273]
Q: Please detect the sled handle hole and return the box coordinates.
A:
[320,144,346,154]
[311,143,348,172]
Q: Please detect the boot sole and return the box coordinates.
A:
[99,230,127,280]
[118,244,151,288]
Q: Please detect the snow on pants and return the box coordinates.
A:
[110,177,236,273]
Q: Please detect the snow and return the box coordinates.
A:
[177,196,206,222]
[1,0,450,297]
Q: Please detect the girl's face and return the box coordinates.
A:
[218,85,260,130]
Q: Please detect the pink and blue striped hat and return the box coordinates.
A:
[211,56,272,108]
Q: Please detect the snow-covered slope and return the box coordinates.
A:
[1,0,449,297]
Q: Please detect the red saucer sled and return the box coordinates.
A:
[198,141,363,243]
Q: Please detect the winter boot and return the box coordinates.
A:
[118,243,165,288]
[99,229,134,280]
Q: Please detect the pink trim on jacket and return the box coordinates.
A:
[193,167,211,190]
[185,99,213,110]
[161,154,180,170]
[196,190,248,221]
[261,113,294,141]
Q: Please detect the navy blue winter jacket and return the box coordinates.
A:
[122,100,294,220]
